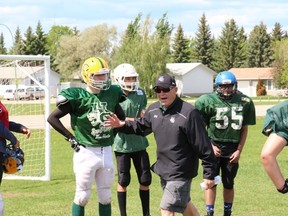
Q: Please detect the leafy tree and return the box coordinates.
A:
[0,33,7,54]
[56,24,117,80]
[247,22,273,67]
[272,38,288,88]
[155,12,174,39]
[46,25,75,71]
[193,13,214,67]
[171,24,191,63]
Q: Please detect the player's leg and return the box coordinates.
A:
[261,133,287,190]
[115,152,132,216]
[132,150,151,216]
[205,158,220,216]
[183,201,200,216]
[221,158,239,216]
[95,146,115,216]
[72,146,98,216]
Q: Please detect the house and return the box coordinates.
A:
[166,63,217,97]
[0,66,61,97]
[229,67,281,97]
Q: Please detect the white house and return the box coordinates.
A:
[166,63,217,96]
[229,67,282,97]
[0,66,61,97]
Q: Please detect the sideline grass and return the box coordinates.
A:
[2,117,288,215]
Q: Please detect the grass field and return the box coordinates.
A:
[2,113,288,215]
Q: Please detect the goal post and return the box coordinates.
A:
[0,54,51,181]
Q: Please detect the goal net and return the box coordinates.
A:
[0,55,51,181]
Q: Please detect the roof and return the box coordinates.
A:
[229,67,275,80]
[0,66,44,79]
[166,63,217,76]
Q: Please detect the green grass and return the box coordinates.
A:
[3,113,288,215]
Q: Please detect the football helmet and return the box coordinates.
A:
[3,145,25,174]
[113,63,139,91]
[81,57,111,90]
[215,71,238,100]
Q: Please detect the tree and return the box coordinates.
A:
[247,22,273,67]
[0,33,7,54]
[193,13,214,67]
[212,19,247,72]
[272,38,288,89]
[46,25,75,71]
[271,22,285,42]
[34,21,48,55]
[256,79,267,96]
[23,26,37,55]
[171,24,191,63]
[11,27,25,55]
[56,24,117,80]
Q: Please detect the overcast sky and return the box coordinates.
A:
[0,0,287,48]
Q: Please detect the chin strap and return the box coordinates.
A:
[277,179,288,194]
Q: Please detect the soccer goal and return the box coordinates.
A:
[0,54,51,181]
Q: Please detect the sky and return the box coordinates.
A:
[0,0,288,49]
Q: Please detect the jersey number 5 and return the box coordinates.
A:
[215,106,243,130]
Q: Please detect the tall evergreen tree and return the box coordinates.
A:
[171,24,191,63]
[213,19,247,71]
[247,22,273,67]
[13,27,25,55]
[0,33,7,54]
[34,21,48,56]
[23,26,37,55]
[271,22,285,42]
[194,13,214,67]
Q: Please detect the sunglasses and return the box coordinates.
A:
[154,87,173,93]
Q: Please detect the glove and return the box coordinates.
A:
[67,137,80,152]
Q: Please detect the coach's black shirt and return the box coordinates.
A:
[120,96,217,181]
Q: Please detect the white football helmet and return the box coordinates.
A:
[113,63,139,91]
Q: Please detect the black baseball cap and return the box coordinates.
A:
[153,74,176,89]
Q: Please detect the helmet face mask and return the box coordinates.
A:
[81,57,111,90]
[3,145,25,174]
[215,71,238,100]
[113,64,139,91]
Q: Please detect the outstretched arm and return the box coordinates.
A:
[104,113,125,128]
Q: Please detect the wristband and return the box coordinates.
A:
[277,179,288,194]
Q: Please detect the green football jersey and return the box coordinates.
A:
[195,93,256,143]
[262,100,288,137]
[113,88,149,153]
[59,85,123,147]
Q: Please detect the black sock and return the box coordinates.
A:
[117,191,127,216]
[139,189,150,216]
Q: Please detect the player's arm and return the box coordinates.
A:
[47,102,74,139]
[0,120,18,145]
[9,122,31,138]
[229,125,248,163]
